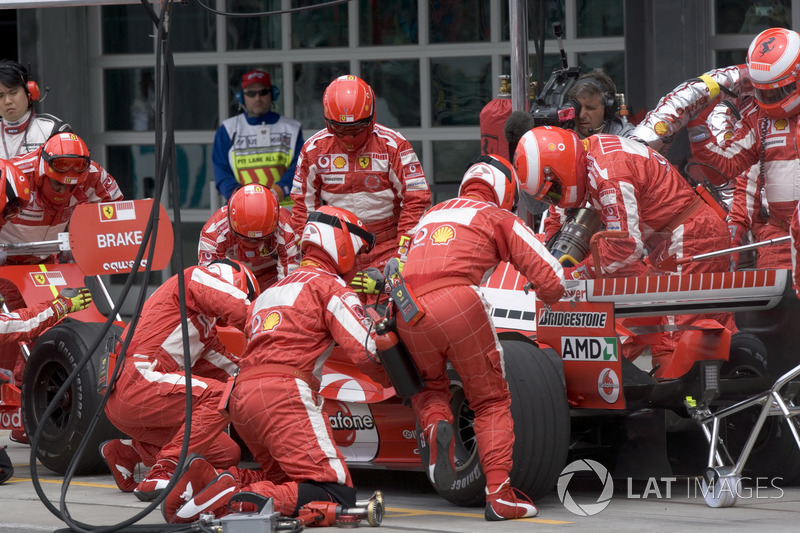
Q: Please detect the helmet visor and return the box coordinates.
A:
[325,117,372,137]
[42,152,91,174]
[535,176,563,206]
[755,81,797,105]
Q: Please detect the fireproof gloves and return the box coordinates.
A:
[350,268,385,294]
[51,287,93,319]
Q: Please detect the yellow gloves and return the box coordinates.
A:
[52,287,93,319]
[350,268,385,295]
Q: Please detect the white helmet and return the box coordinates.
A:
[206,259,259,301]
[458,154,518,211]
[301,206,375,274]
[747,27,800,118]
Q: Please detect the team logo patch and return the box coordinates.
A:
[602,205,620,221]
[250,314,262,335]
[405,162,424,178]
[405,177,428,191]
[263,311,282,332]
[333,156,348,170]
[598,189,616,206]
[358,156,370,169]
[364,175,380,190]
[30,271,67,287]
[322,174,345,184]
[431,225,455,245]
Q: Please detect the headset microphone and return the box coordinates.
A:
[38,86,51,104]
[587,122,606,135]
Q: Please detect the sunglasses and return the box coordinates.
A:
[243,88,271,98]
[42,151,91,174]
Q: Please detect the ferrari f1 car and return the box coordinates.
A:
[317,264,800,507]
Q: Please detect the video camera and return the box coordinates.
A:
[529,22,582,129]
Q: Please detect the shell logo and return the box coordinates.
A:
[431,225,455,245]
[263,311,281,332]
[547,142,557,151]
[775,118,788,130]
[333,156,347,169]
[654,121,668,135]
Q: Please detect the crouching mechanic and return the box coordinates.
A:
[513,127,735,369]
[395,155,565,521]
[199,183,300,292]
[161,206,392,524]
[102,259,258,501]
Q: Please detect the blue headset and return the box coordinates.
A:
[235,85,280,109]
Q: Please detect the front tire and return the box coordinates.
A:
[433,340,570,506]
[22,320,124,475]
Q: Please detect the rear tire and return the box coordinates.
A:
[433,340,570,506]
[22,319,125,475]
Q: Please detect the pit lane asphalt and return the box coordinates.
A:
[2,430,799,533]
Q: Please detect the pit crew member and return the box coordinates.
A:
[289,75,431,282]
[0,131,123,263]
[396,155,565,520]
[630,28,800,266]
[161,206,391,523]
[0,60,71,159]
[102,260,258,501]
[198,183,300,291]
[514,127,734,371]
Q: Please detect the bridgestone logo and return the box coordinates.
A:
[538,310,607,328]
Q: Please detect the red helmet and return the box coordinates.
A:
[300,206,375,274]
[747,27,800,119]
[227,184,279,240]
[513,126,587,209]
[459,154,518,211]
[323,75,375,153]
[206,259,259,301]
[38,133,91,205]
[0,160,31,219]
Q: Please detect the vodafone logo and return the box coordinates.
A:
[326,399,376,447]
[0,408,23,429]
[597,368,620,404]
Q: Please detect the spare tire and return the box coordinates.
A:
[433,339,570,506]
[22,319,125,475]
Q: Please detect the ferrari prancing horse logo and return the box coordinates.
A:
[103,205,115,220]
[29,271,67,287]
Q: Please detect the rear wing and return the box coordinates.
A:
[481,263,788,334]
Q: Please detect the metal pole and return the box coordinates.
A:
[509,0,529,112]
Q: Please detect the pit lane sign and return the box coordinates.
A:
[68,199,173,275]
